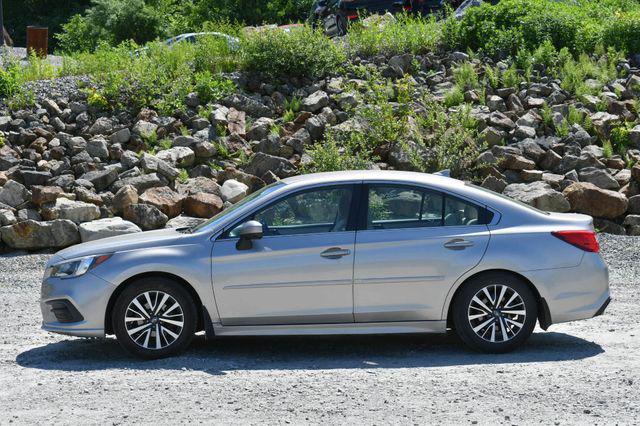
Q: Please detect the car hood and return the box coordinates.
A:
[55,228,187,260]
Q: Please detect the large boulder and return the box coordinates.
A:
[1,219,79,249]
[301,90,330,113]
[139,187,184,218]
[578,167,620,190]
[78,217,142,242]
[563,182,628,218]
[123,203,168,230]
[176,177,222,197]
[222,93,273,117]
[41,198,101,223]
[0,180,31,208]
[112,185,138,214]
[156,147,195,168]
[184,193,224,218]
[503,181,570,212]
[111,173,166,194]
[220,179,248,204]
[244,152,296,179]
[79,169,119,192]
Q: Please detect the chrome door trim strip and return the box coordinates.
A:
[354,276,445,285]
[223,279,353,290]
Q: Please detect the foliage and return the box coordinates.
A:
[346,13,441,57]
[444,86,464,108]
[454,63,479,90]
[241,26,345,78]
[194,71,236,104]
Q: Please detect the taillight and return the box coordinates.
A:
[552,230,599,253]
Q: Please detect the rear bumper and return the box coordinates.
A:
[521,252,610,326]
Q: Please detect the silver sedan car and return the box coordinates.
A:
[40,171,610,358]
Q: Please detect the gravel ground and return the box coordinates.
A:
[0,234,638,425]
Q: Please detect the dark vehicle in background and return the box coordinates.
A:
[310,0,460,36]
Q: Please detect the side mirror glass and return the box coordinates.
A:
[236,220,263,250]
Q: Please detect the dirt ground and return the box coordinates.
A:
[0,234,638,425]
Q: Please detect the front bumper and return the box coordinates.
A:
[40,270,116,338]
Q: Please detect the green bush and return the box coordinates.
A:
[241,26,345,78]
[347,13,441,57]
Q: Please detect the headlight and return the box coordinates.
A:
[45,254,112,279]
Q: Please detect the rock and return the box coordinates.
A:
[88,117,115,135]
[139,186,184,218]
[176,177,222,197]
[593,218,626,235]
[165,215,206,229]
[627,195,640,214]
[563,182,628,219]
[132,120,158,139]
[113,185,138,213]
[503,181,570,212]
[86,137,109,160]
[221,179,249,203]
[244,152,296,179]
[487,95,506,112]
[227,108,246,136]
[481,127,506,147]
[156,147,195,168]
[79,217,142,242]
[210,106,229,127]
[21,170,52,187]
[302,91,329,113]
[0,180,31,208]
[578,167,620,190]
[502,154,535,170]
[79,169,118,192]
[222,94,273,118]
[0,209,17,226]
[632,164,640,183]
[246,117,274,141]
[305,116,326,141]
[123,203,168,230]
[41,198,101,223]
[1,219,79,249]
[481,175,507,193]
[75,187,103,206]
[184,193,224,218]
[110,128,131,144]
[112,173,165,194]
[514,125,536,140]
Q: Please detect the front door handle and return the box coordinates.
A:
[320,247,351,259]
[444,239,475,250]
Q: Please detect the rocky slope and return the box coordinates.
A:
[1,51,640,250]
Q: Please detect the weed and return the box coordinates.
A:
[444,85,464,108]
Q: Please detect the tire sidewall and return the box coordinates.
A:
[113,277,197,359]
[453,273,538,353]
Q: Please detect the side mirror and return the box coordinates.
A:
[236,220,263,250]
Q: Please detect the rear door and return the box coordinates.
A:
[353,183,491,322]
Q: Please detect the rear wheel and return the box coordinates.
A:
[452,273,537,353]
[113,277,197,359]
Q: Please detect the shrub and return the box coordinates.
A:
[454,62,479,90]
[194,71,236,104]
[444,85,464,108]
[241,26,345,78]
[347,13,441,57]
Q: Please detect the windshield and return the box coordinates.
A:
[189,181,286,232]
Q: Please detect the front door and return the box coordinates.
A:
[353,184,491,322]
[212,185,357,325]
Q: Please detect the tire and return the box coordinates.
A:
[335,14,348,37]
[112,277,197,359]
[452,272,538,353]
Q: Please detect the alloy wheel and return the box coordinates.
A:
[467,284,527,343]
[124,291,184,350]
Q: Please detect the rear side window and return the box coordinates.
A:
[366,184,492,230]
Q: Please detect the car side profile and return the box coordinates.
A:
[40,171,610,359]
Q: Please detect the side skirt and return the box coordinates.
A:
[212,321,447,337]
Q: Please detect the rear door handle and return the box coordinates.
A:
[320,247,351,259]
[444,239,475,250]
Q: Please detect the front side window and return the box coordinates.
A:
[230,186,353,237]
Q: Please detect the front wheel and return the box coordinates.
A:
[452,273,538,353]
[112,277,197,359]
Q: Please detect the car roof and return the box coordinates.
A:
[281,170,466,188]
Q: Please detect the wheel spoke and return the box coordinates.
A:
[128,322,151,336]
[131,298,150,319]
[473,317,495,333]
[159,317,184,327]
[496,285,508,308]
[471,296,492,314]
